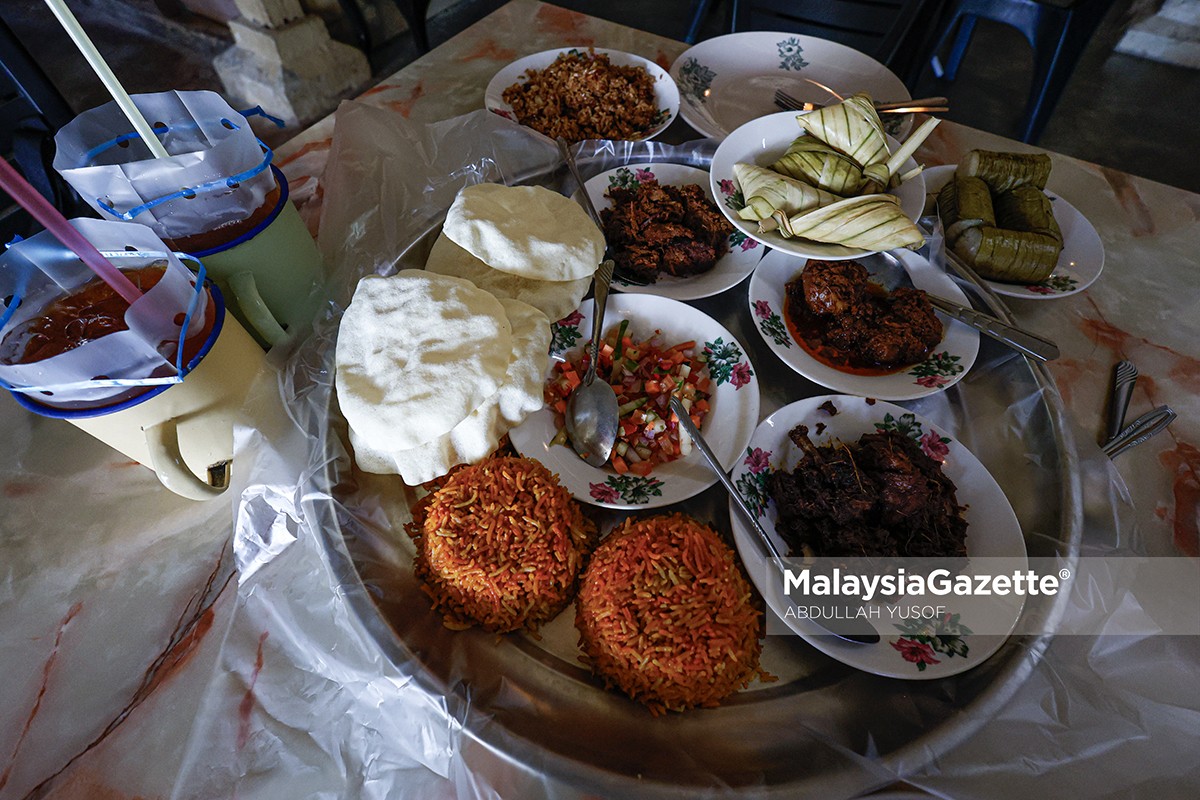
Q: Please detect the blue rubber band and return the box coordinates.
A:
[94,141,275,221]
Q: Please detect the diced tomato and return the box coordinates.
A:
[628,460,655,477]
[612,455,629,475]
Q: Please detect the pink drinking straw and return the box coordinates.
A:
[0,157,142,304]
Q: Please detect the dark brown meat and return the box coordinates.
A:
[600,179,733,283]
[787,259,944,370]
[802,259,868,316]
[769,426,968,559]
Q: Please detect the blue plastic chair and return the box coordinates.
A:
[0,16,87,242]
[929,0,1118,142]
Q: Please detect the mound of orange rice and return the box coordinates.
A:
[409,456,596,633]
[575,513,764,714]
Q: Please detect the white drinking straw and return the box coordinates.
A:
[42,0,171,159]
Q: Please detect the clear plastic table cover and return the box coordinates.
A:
[99,104,1198,798]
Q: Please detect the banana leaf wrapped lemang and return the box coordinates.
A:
[994,184,1063,244]
[952,225,1061,283]
[958,150,1052,193]
[795,92,889,178]
[734,162,840,222]
[770,135,870,195]
[938,175,996,244]
[770,193,925,251]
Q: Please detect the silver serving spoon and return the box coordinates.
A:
[556,138,619,467]
[861,251,1061,362]
[669,396,880,645]
[564,261,618,466]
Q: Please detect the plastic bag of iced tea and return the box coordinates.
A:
[0,219,208,408]
[53,90,277,246]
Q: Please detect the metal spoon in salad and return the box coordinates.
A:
[564,261,619,467]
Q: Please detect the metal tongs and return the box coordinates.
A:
[1099,360,1175,458]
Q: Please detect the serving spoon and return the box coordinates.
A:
[862,251,1060,362]
[669,396,880,645]
[557,138,619,467]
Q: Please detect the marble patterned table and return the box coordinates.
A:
[1,2,1196,798]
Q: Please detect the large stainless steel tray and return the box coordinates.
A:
[306,152,1083,798]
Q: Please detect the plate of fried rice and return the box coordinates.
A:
[509,293,760,509]
[727,395,1027,680]
[575,513,768,715]
[485,47,680,144]
[405,455,597,633]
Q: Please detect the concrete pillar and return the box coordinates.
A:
[1116,0,1200,69]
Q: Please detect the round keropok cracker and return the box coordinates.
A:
[424,232,591,323]
[336,270,513,452]
[351,298,551,485]
[442,183,604,282]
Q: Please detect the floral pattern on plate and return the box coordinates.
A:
[776,37,810,71]
[550,310,585,356]
[747,248,980,401]
[733,446,774,519]
[675,57,717,103]
[588,474,665,505]
[891,611,974,672]
[509,293,760,510]
[875,410,952,462]
[752,299,791,348]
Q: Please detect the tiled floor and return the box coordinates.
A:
[5,0,1199,193]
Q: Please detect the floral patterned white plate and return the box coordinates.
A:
[710,111,927,261]
[728,395,1026,680]
[509,294,759,509]
[582,163,764,300]
[924,165,1105,299]
[485,48,679,142]
[669,31,912,140]
[747,248,980,400]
